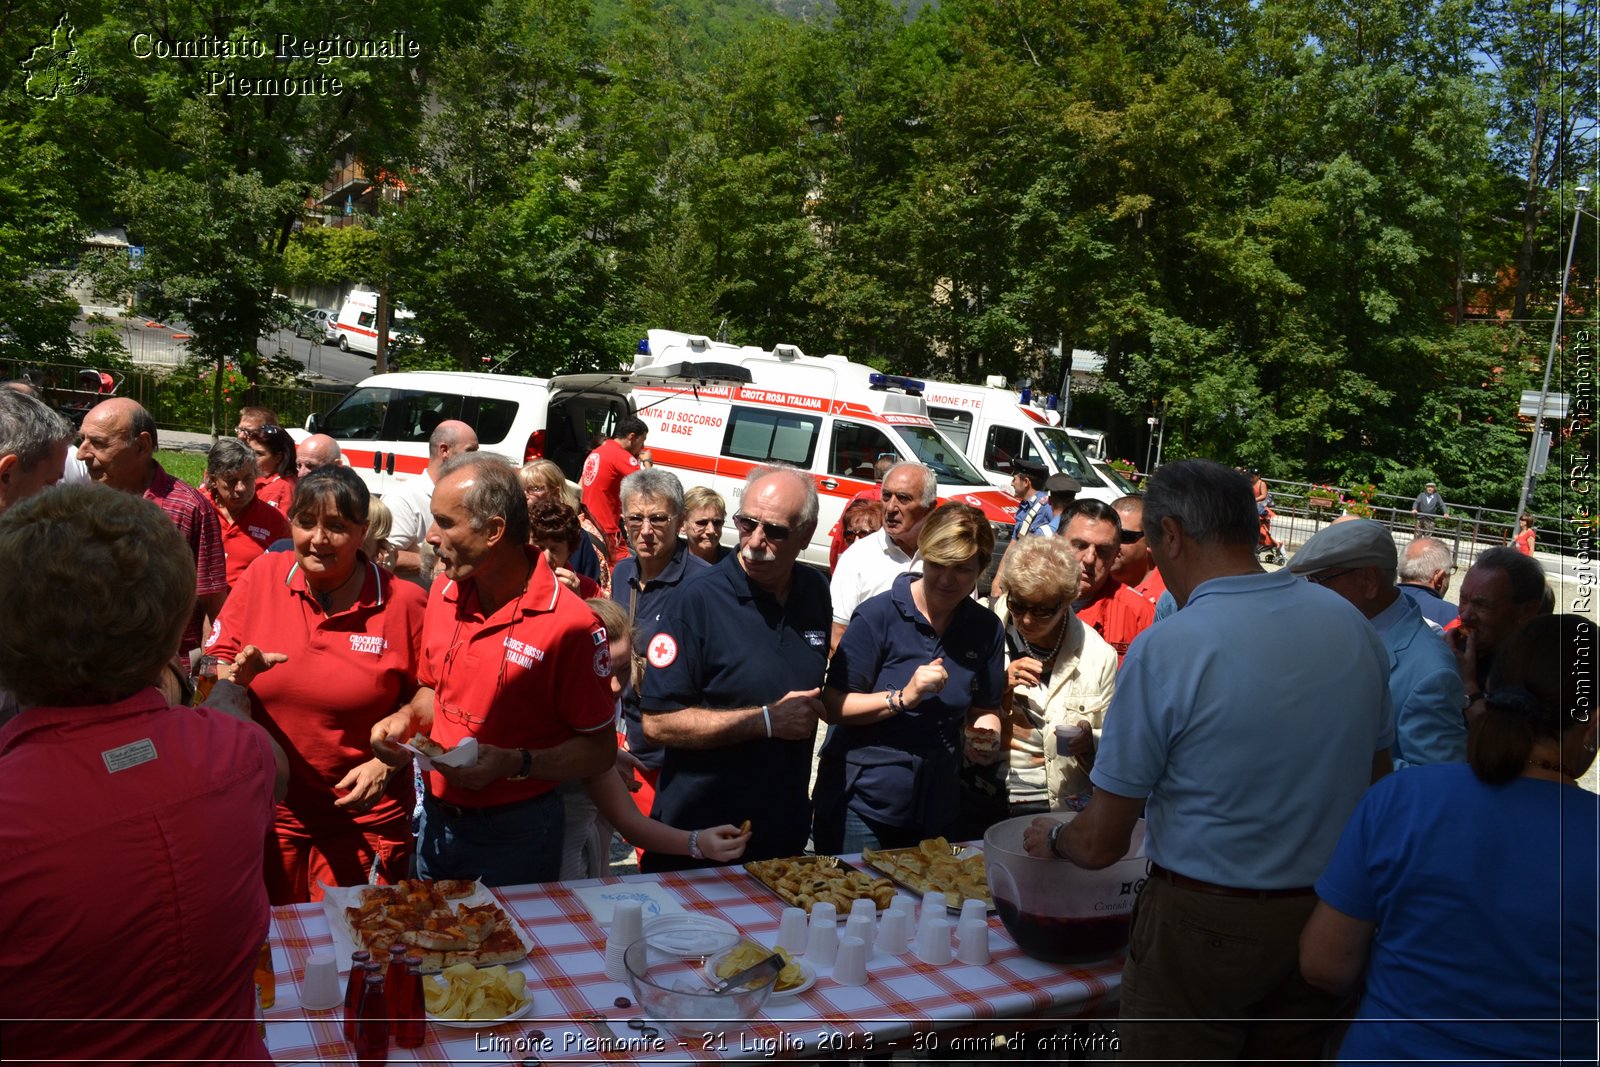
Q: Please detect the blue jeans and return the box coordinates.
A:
[416,790,563,887]
[839,807,923,853]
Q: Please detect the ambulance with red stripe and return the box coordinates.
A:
[919,378,1118,505]
[333,289,422,356]
[630,330,1022,569]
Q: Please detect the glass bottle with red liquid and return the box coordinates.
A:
[354,970,389,1065]
[342,953,376,1043]
[391,954,426,1049]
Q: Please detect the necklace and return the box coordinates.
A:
[1018,616,1069,664]
[1525,758,1578,781]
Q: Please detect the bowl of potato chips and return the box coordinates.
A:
[623,927,775,1038]
[706,941,815,998]
[423,963,534,1028]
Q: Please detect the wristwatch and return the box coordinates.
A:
[1046,820,1067,858]
[506,747,534,781]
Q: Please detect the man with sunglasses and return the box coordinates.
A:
[1289,520,1466,769]
[1111,495,1166,607]
[639,464,830,871]
[1059,499,1154,666]
[830,461,937,653]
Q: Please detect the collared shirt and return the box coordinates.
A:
[205,489,291,587]
[146,462,227,655]
[383,469,435,553]
[1011,492,1052,540]
[830,526,918,626]
[640,553,831,861]
[256,471,295,512]
[0,689,276,1061]
[580,439,640,562]
[1370,594,1467,769]
[1397,582,1459,627]
[1092,568,1395,889]
[610,540,711,770]
[1130,565,1167,607]
[206,551,425,832]
[1073,579,1156,665]
[822,572,1005,831]
[418,547,614,808]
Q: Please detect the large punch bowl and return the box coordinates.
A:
[984,812,1148,964]
[622,918,775,1039]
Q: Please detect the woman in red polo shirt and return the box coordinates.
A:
[246,423,298,512]
[208,466,427,904]
[202,437,290,588]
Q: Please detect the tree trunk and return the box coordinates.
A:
[1512,64,1550,322]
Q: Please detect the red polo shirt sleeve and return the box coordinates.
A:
[581,439,639,562]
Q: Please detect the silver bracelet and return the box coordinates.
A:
[761,704,772,738]
[688,828,704,860]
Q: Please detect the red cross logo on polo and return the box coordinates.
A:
[647,633,678,668]
[581,452,599,486]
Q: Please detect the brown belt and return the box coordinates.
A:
[1148,862,1315,900]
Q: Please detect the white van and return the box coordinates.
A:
[920,380,1118,504]
[333,289,422,357]
[304,363,749,497]
[1065,426,1109,461]
[630,330,1022,569]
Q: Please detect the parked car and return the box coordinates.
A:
[294,307,338,342]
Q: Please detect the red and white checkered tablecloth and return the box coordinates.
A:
[262,861,1122,1064]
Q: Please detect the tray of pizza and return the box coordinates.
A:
[743,854,897,915]
[861,837,994,913]
[320,878,531,973]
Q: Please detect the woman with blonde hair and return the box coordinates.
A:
[813,502,1007,851]
[995,535,1118,813]
[362,496,396,570]
[682,485,730,565]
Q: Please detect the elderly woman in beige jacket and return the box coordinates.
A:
[994,535,1119,811]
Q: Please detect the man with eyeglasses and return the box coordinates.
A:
[234,405,277,439]
[580,416,649,566]
[384,419,479,582]
[1290,520,1466,769]
[371,453,617,886]
[609,469,711,819]
[1111,495,1166,607]
[1396,536,1459,628]
[1059,499,1154,666]
[830,461,937,653]
[638,464,829,871]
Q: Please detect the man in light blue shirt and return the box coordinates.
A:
[1290,520,1466,769]
[1027,460,1393,1062]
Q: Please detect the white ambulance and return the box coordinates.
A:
[333,289,422,357]
[630,330,1023,569]
[919,378,1118,504]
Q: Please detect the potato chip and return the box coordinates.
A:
[423,962,531,1021]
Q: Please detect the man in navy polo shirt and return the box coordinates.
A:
[638,463,830,871]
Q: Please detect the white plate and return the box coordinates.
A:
[400,736,478,770]
[703,947,816,999]
[319,881,530,973]
[426,992,536,1029]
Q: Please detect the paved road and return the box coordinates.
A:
[77,306,373,385]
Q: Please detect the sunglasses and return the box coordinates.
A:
[1120,529,1145,544]
[843,527,874,541]
[733,513,793,543]
[690,517,725,530]
[1010,599,1065,620]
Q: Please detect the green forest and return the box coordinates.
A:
[1,0,1594,518]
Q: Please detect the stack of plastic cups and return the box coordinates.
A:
[917,891,945,941]
[604,900,644,982]
[843,913,875,960]
[804,902,839,967]
[874,905,912,956]
[833,936,869,986]
[915,914,953,965]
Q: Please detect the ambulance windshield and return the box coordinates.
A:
[1034,428,1097,482]
[896,424,991,486]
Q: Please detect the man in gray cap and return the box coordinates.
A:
[1044,472,1081,531]
[1411,481,1447,534]
[1290,519,1466,768]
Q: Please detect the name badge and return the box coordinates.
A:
[804,630,827,648]
[102,738,158,773]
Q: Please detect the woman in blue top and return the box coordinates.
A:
[1301,614,1598,1064]
[812,502,1006,853]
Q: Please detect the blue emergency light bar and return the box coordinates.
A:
[868,372,926,395]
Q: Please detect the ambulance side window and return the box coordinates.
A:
[828,421,896,480]
[723,407,820,467]
[984,425,1042,475]
[929,408,973,451]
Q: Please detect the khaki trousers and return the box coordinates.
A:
[1117,874,1348,1063]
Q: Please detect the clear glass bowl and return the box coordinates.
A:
[623,927,776,1039]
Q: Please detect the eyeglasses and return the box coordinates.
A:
[689,517,725,530]
[622,512,673,530]
[1305,568,1355,586]
[843,527,874,541]
[733,513,793,542]
[1010,599,1065,620]
[1120,529,1145,544]
[436,698,487,728]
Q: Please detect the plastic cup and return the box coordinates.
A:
[955,917,991,965]
[849,897,877,923]
[915,916,952,965]
[959,898,988,925]
[605,900,645,982]
[875,909,910,956]
[776,907,808,953]
[805,905,838,966]
[299,952,342,1011]
[844,914,875,955]
[833,936,869,986]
